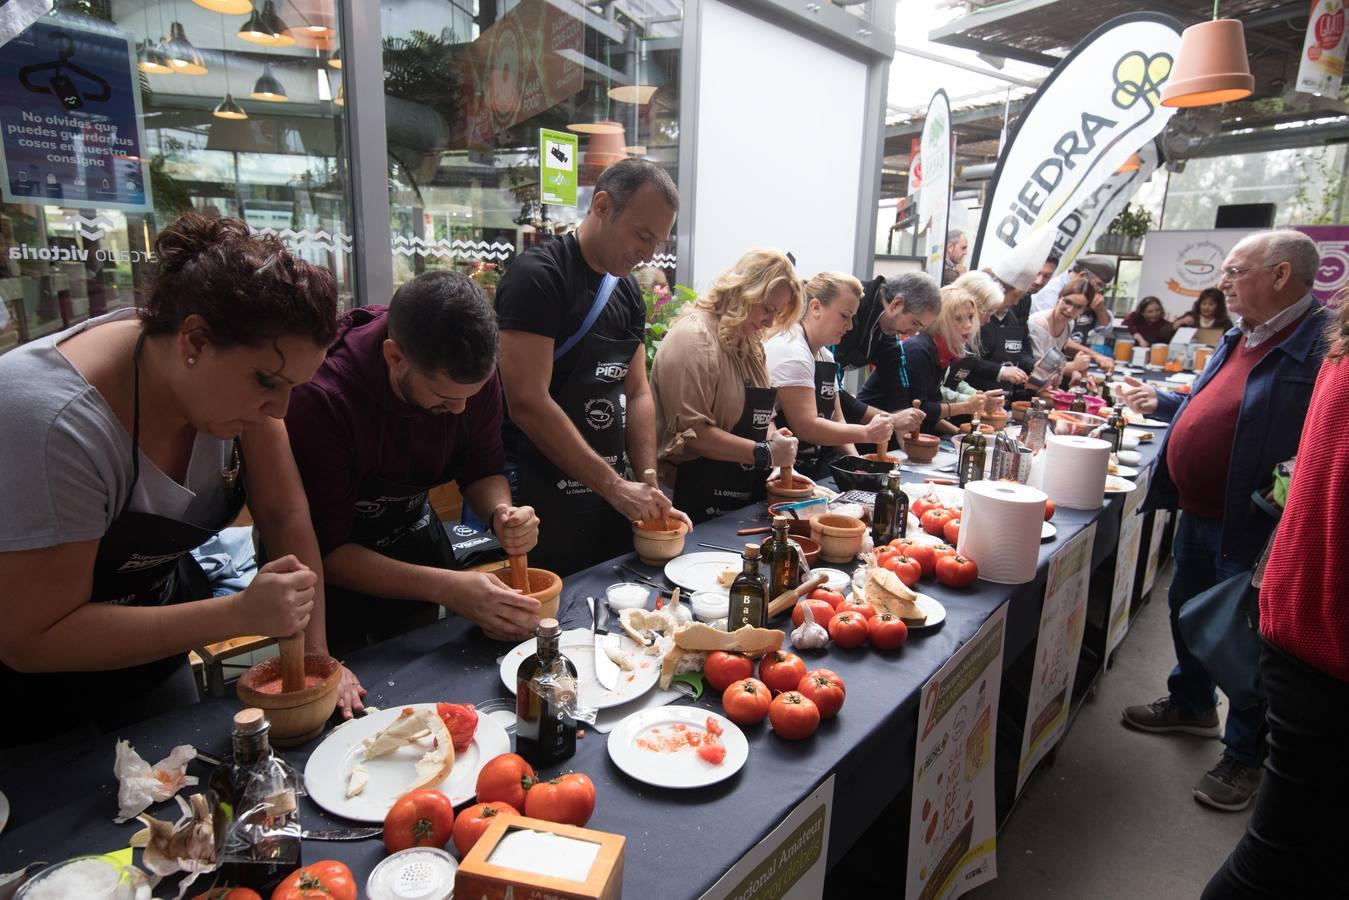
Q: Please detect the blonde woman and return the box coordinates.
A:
[765,272,924,475]
[651,249,805,522]
[859,279,993,436]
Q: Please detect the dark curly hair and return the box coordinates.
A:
[139,213,338,348]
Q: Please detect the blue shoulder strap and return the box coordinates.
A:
[554,273,620,361]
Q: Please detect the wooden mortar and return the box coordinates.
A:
[236,648,342,747]
[489,565,563,619]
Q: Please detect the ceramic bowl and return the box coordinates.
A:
[1048,411,1107,437]
[489,566,563,619]
[236,653,342,747]
[631,519,689,565]
[1010,400,1031,422]
[809,513,867,564]
[903,434,941,463]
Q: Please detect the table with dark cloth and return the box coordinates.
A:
[0,424,1166,898]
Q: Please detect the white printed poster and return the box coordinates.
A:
[907,603,1006,900]
[1296,0,1348,97]
[1106,468,1152,659]
[1142,509,1171,595]
[702,775,833,900]
[1017,522,1098,795]
[1136,229,1256,317]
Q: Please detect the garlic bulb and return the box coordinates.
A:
[790,600,830,650]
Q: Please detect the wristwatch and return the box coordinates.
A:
[753,440,771,469]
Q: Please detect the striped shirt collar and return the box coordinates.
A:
[1237,292,1316,350]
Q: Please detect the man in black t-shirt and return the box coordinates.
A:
[496,159,687,575]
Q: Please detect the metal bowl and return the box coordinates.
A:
[830,455,898,492]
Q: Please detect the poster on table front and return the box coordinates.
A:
[971,12,1182,288]
[701,775,833,900]
[1294,224,1349,304]
[0,15,151,211]
[906,603,1006,900]
[1107,468,1152,660]
[918,90,952,281]
[1142,510,1170,595]
[1016,522,1098,796]
[1136,229,1257,317]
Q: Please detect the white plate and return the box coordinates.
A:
[499,630,660,710]
[811,567,852,594]
[1104,475,1138,494]
[607,707,748,789]
[1166,372,1198,384]
[1130,418,1168,429]
[305,704,511,822]
[1109,464,1140,479]
[907,593,947,630]
[665,551,742,594]
[1041,522,1057,542]
[1117,450,1142,465]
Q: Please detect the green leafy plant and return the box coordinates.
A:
[643,282,695,370]
[1107,204,1153,238]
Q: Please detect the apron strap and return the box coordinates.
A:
[555,274,620,361]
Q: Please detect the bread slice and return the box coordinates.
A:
[863,569,927,625]
[659,647,708,690]
[673,622,783,657]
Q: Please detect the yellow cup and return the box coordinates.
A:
[1150,343,1169,367]
[1194,347,1212,371]
[1114,339,1134,362]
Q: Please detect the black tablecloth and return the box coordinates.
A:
[0,430,1164,898]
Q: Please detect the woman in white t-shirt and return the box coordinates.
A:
[765,273,923,477]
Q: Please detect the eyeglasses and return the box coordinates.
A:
[1220,263,1280,281]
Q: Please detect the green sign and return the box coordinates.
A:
[539,128,578,207]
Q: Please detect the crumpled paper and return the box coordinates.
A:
[130,793,216,900]
[114,740,199,823]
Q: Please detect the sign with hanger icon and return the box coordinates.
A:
[0,15,151,210]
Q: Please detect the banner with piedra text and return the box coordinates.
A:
[1053,137,1161,274]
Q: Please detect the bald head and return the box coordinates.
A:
[1236,231,1320,288]
[1221,230,1320,326]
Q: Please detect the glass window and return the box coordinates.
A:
[1161,144,1349,231]
[0,1,353,357]
[380,0,682,301]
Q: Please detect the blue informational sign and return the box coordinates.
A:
[0,16,152,211]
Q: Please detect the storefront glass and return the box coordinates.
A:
[0,0,352,357]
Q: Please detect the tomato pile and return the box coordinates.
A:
[878,535,979,590]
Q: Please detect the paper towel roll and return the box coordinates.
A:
[1042,434,1111,510]
[956,481,1048,585]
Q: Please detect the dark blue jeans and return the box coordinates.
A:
[1166,512,1264,767]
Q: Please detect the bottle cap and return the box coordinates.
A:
[234,708,267,734]
[538,618,560,637]
[743,544,760,559]
[772,516,789,528]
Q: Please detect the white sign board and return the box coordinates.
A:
[701,775,833,900]
[1296,0,1348,97]
[1142,509,1170,596]
[1107,468,1152,660]
[1136,229,1256,316]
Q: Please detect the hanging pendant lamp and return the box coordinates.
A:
[137,40,173,74]
[333,81,344,106]
[608,46,666,105]
[164,22,208,75]
[214,93,248,119]
[1114,153,1142,173]
[193,0,252,13]
[1160,10,1254,108]
[327,47,341,69]
[567,86,623,134]
[250,64,288,101]
[237,0,294,47]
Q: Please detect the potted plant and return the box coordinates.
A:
[642,282,695,370]
[1097,204,1153,256]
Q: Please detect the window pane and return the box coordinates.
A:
[0,2,353,356]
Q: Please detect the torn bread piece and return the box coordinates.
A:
[361,707,455,793]
[659,623,782,689]
[346,763,369,798]
[659,648,708,690]
[864,568,927,625]
[604,645,635,672]
[619,607,678,655]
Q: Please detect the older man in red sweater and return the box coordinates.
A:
[1117,231,1328,813]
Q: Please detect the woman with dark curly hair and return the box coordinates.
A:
[1174,287,1235,332]
[0,213,364,755]
[1122,295,1176,347]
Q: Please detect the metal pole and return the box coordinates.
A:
[338,0,392,306]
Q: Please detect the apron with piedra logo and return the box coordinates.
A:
[674,385,777,524]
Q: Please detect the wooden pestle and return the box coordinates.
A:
[642,469,673,530]
[509,553,529,592]
[278,633,306,693]
[906,399,923,440]
[767,572,829,618]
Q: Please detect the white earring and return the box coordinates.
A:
[187,357,197,366]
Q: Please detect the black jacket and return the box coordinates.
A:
[964,308,1034,391]
[834,275,888,371]
[857,333,942,435]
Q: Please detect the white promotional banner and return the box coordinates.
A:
[972,13,1183,289]
[1053,138,1162,273]
[919,90,953,281]
[1107,467,1152,660]
[1143,509,1171,595]
[907,603,1006,900]
[1296,0,1348,97]
[1017,522,1098,796]
[702,775,833,900]
[1136,229,1257,316]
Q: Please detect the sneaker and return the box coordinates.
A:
[1121,696,1221,737]
[1194,754,1261,811]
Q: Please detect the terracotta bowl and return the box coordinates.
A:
[236,653,342,747]
[984,410,1010,430]
[761,535,821,567]
[765,503,816,536]
[810,513,867,564]
[632,519,689,565]
[1011,400,1031,422]
[903,434,941,463]
[489,566,563,619]
[765,478,817,502]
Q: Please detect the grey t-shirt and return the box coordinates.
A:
[0,308,234,553]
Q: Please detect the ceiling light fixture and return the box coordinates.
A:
[1160,3,1254,108]
[250,64,288,101]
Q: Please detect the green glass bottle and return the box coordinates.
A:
[728,544,767,630]
[872,469,908,545]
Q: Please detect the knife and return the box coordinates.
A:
[302,826,383,841]
[591,596,621,692]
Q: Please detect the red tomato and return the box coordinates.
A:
[921,509,955,537]
[809,587,846,610]
[452,801,515,857]
[791,598,838,629]
[435,702,479,753]
[384,789,455,852]
[900,542,937,578]
[722,677,772,725]
[943,517,962,547]
[475,753,536,812]
[193,891,262,900]
[769,691,821,740]
[911,497,940,518]
[935,554,979,588]
[875,547,898,568]
[704,650,755,693]
[759,651,807,695]
[882,554,922,587]
[1044,500,1056,521]
[869,612,909,650]
[524,773,596,827]
[828,611,869,649]
[697,742,727,765]
[272,862,357,900]
[839,597,876,620]
[797,669,846,719]
[932,542,957,563]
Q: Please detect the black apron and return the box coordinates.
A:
[1,333,245,745]
[674,385,777,524]
[324,394,459,656]
[516,328,639,577]
[791,360,843,481]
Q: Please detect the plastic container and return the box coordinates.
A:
[16,857,149,900]
[690,590,730,626]
[367,847,458,900]
[605,582,650,612]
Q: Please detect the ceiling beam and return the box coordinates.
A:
[928,33,1062,69]
[885,97,1028,141]
[892,42,1043,87]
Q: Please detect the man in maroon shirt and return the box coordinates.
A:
[286,271,541,653]
[1117,231,1328,812]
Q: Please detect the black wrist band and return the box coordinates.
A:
[753,441,771,469]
